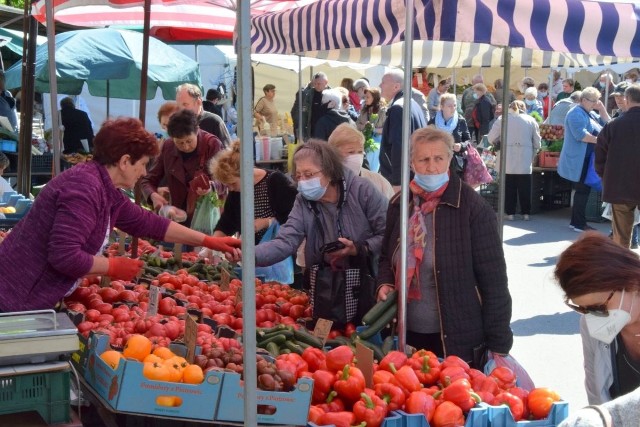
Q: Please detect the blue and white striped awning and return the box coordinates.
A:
[302,40,640,68]
[251,0,640,58]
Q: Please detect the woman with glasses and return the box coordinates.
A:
[558,87,610,232]
[555,231,640,405]
[140,109,225,227]
[253,139,388,325]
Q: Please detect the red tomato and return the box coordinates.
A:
[98,287,120,303]
[158,297,177,316]
[289,305,305,320]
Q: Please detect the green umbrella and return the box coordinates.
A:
[3,28,201,100]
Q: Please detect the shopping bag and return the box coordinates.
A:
[255,221,294,284]
[602,202,640,225]
[463,145,493,187]
[190,193,220,235]
[484,351,536,391]
[584,152,602,192]
[308,264,360,327]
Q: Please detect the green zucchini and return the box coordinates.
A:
[265,341,280,357]
[282,340,304,355]
[357,303,397,340]
[293,328,324,348]
[361,290,398,325]
[257,333,288,347]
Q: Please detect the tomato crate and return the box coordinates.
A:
[538,152,560,168]
[215,372,313,425]
[485,401,568,427]
[0,364,71,424]
[308,410,402,427]
[84,333,224,421]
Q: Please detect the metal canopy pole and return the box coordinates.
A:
[17,11,37,194]
[238,2,257,426]
[497,47,512,240]
[297,55,302,142]
[397,0,415,352]
[44,1,60,176]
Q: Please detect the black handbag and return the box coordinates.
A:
[309,263,360,328]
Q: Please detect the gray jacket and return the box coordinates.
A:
[580,315,616,405]
[487,111,541,174]
[255,169,388,267]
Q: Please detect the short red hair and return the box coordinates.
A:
[93,117,159,166]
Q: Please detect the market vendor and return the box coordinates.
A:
[0,117,240,313]
[555,232,640,404]
[376,127,513,366]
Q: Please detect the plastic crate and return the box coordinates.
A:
[0,139,17,153]
[0,369,71,424]
[538,152,560,168]
[486,401,568,427]
[31,154,53,173]
[541,190,571,210]
[586,191,605,223]
[480,183,499,211]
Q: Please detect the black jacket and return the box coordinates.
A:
[377,174,513,361]
[312,110,354,141]
[60,106,94,154]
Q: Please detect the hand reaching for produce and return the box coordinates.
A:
[377,284,395,302]
[150,192,169,211]
[202,236,242,253]
[107,257,144,281]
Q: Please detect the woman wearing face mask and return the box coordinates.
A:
[470,83,495,143]
[523,87,544,118]
[537,83,552,119]
[328,123,394,199]
[555,232,640,404]
[376,128,513,365]
[253,140,388,325]
[427,93,471,179]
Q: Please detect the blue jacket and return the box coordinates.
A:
[558,106,603,182]
[379,91,427,185]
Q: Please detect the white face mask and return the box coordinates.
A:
[343,154,364,175]
[585,290,633,344]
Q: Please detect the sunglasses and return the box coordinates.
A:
[564,290,616,317]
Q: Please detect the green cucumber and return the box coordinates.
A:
[282,340,304,355]
[361,290,398,325]
[257,330,294,346]
[357,303,397,340]
[265,342,280,357]
[293,328,323,348]
[257,333,287,347]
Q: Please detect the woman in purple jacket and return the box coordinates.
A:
[0,118,240,312]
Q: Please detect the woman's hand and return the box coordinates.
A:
[325,237,357,268]
[254,217,273,233]
[377,284,395,302]
[150,192,169,210]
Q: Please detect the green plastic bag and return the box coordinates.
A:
[190,192,220,235]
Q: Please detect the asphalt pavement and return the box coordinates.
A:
[501,206,616,414]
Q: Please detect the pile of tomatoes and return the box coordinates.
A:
[302,347,561,427]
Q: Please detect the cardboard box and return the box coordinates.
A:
[84,334,224,421]
[538,152,560,168]
[216,372,313,425]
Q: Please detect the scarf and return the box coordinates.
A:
[400,179,449,300]
[434,111,459,134]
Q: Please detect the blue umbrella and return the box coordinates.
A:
[4,28,201,100]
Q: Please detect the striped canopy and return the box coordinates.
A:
[251,0,640,59]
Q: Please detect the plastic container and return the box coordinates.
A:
[158,205,187,223]
[261,136,271,161]
[0,368,71,424]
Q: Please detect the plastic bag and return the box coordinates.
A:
[255,221,294,284]
[190,193,220,235]
[463,145,493,188]
[584,152,602,192]
[602,202,640,225]
[158,205,187,223]
[484,351,536,391]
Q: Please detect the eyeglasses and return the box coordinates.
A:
[294,170,323,181]
[584,98,598,103]
[564,290,616,317]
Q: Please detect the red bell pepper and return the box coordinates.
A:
[307,405,324,424]
[311,369,336,403]
[468,368,486,381]
[379,350,408,372]
[302,347,327,372]
[439,366,471,387]
[317,411,356,427]
[409,354,441,386]
[471,373,499,395]
[275,359,297,378]
[431,401,465,427]
[373,369,395,386]
[411,349,439,360]
[276,353,309,377]
[392,365,422,396]
[404,391,436,423]
[495,391,525,421]
[326,345,355,372]
[476,390,497,406]
[508,387,530,419]
[490,366,517,390]
[334,365,366,404]
[374,383,405,412]
[440,355,470,372]
[440,378,481,413]
[317,391,345,413]
[353,392,388,427]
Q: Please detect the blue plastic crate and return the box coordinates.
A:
[0,139,17,153]
[308,410,402,427]
[395,406,488,427]
[486,401,568,427]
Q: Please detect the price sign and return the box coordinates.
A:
[313,318,333,345]
[147,286,159,317]
[174,244,183,268]
[355,341,374,388]
[220,268,231,291]
[184,315,198,364]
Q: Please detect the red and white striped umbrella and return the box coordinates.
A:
[32,0,317,41]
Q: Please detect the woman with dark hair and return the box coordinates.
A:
[252,139,388,325]
[356,87,387,133]
[555,231,640,405]
[140,109,225,226]
[0,118,240,312]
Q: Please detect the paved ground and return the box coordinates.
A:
[501,206,616,414]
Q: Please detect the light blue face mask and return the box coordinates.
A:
[297,177,328,201]
[525,99,537,106]
[472,92,479,100]
[414,171,449,192]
